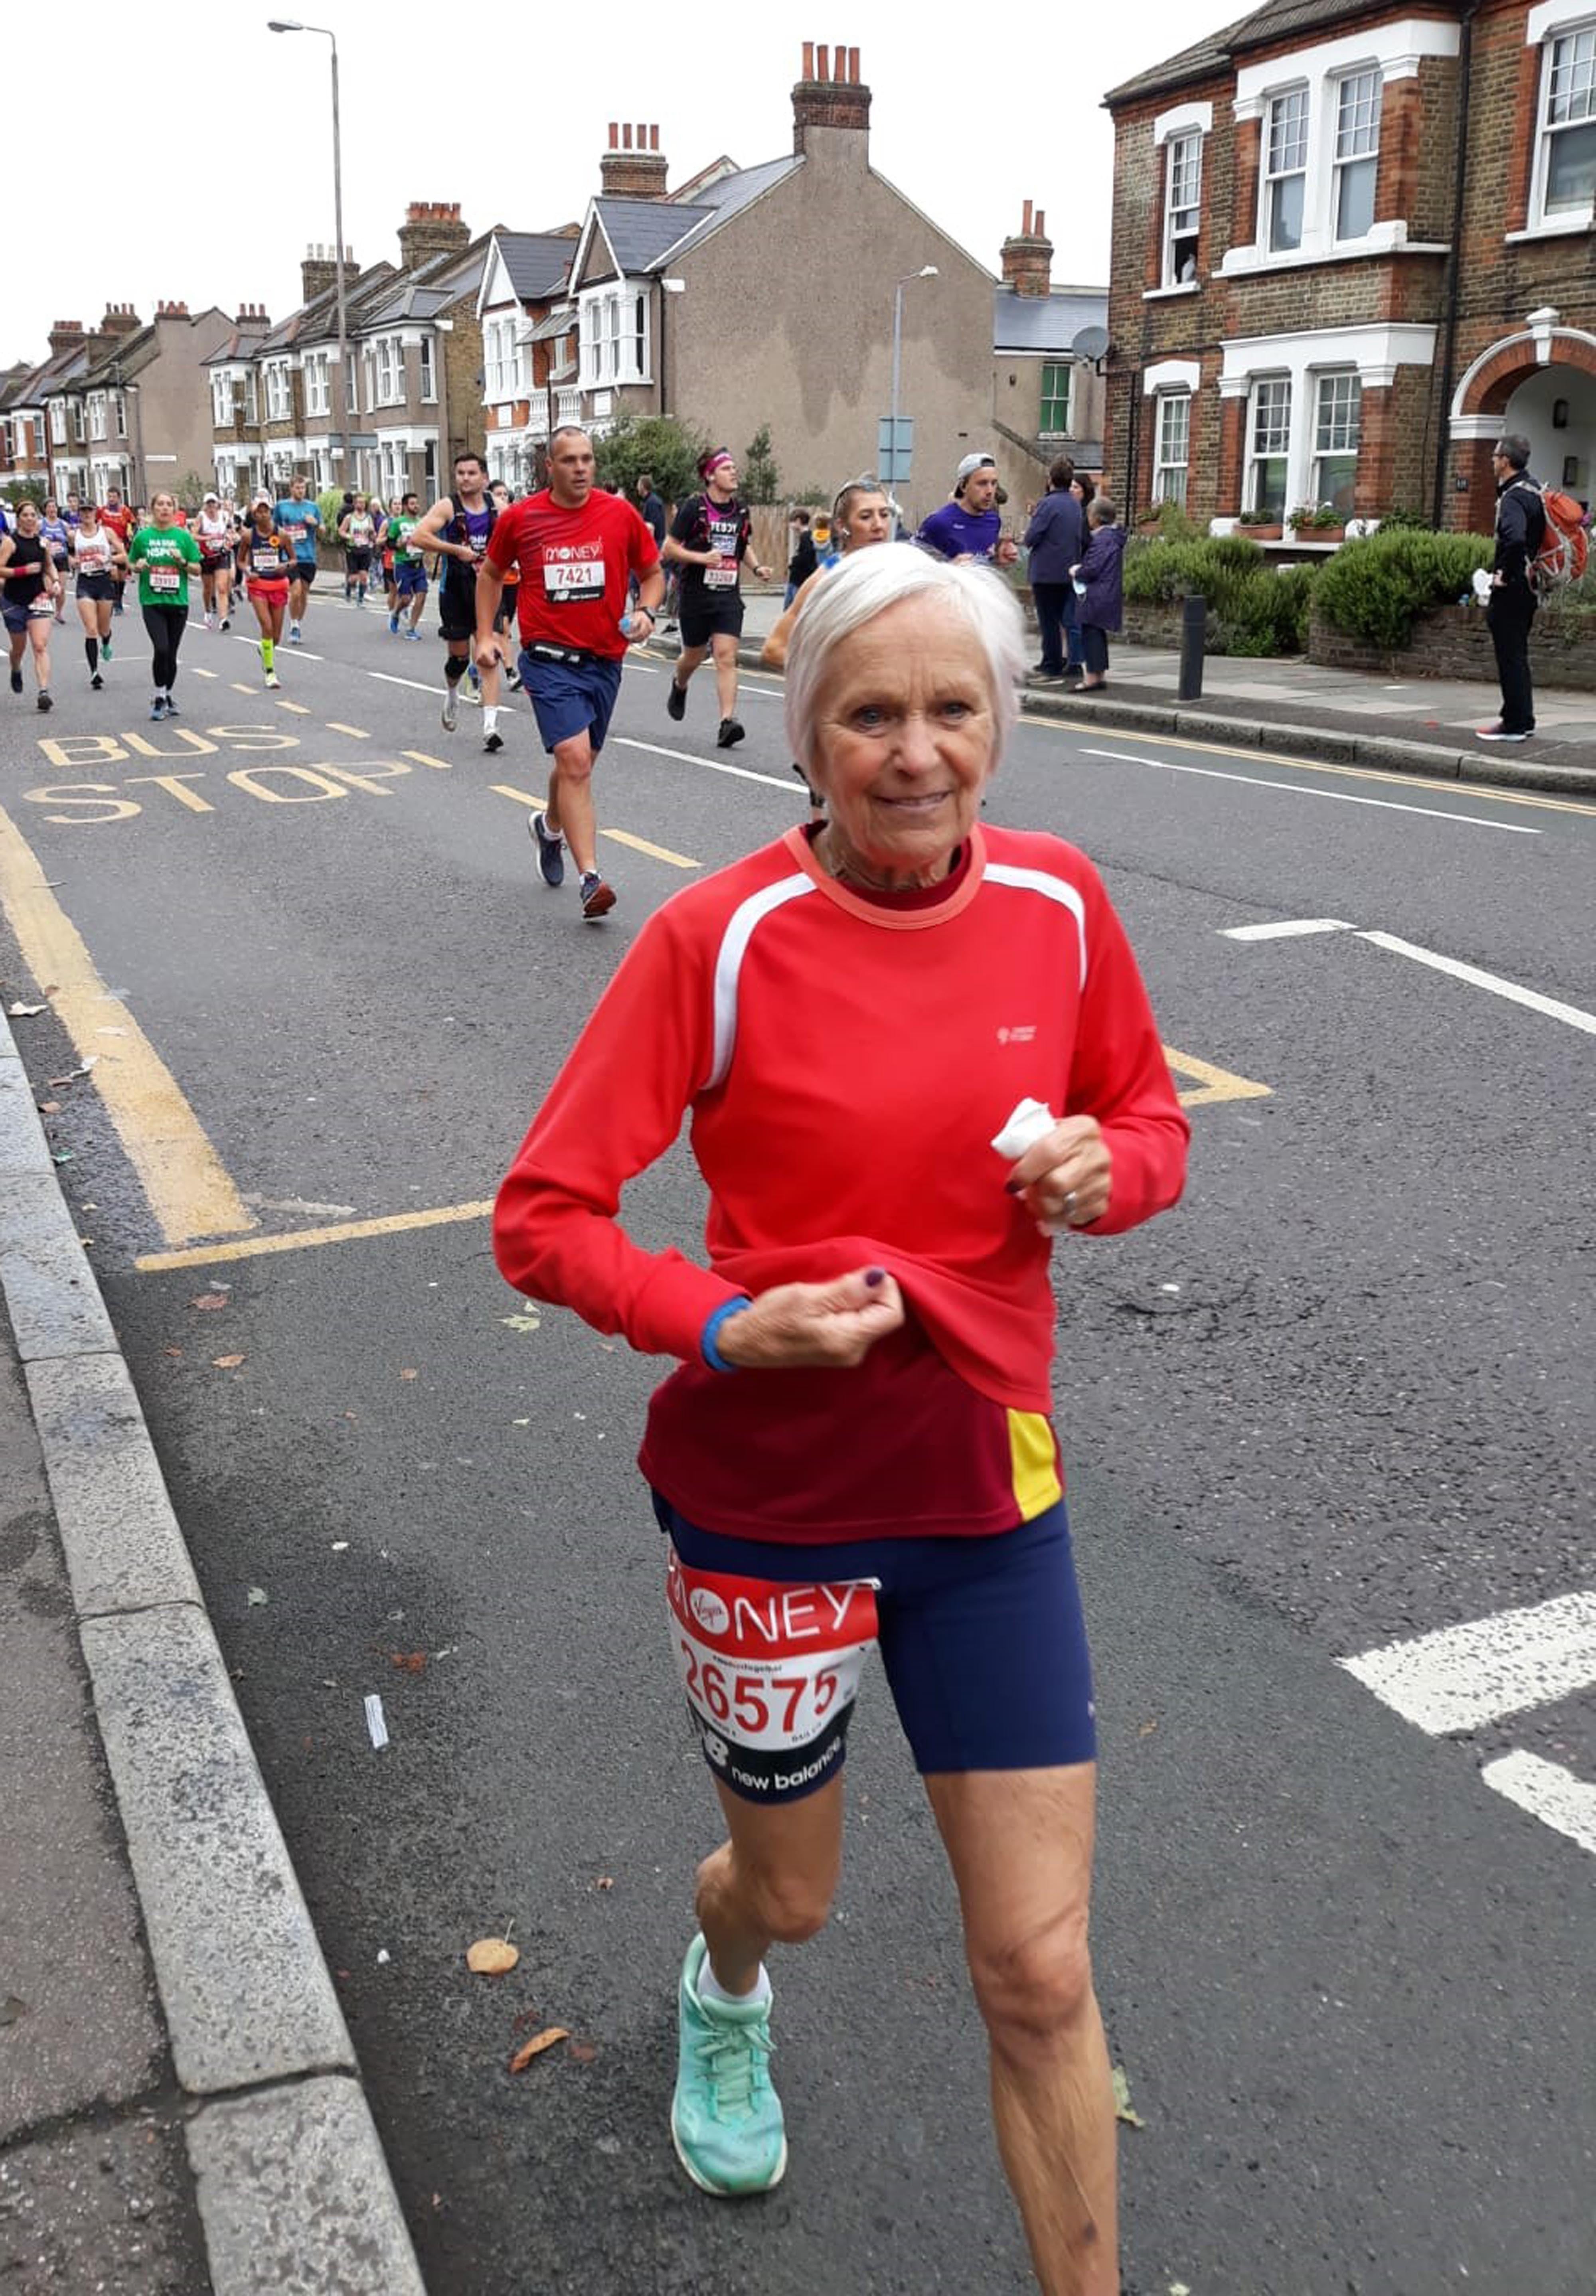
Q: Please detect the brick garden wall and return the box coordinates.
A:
[1309,602,1596,689]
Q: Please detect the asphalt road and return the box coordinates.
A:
[2,591,1593,2296]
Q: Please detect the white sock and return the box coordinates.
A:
[698,1958,771,2010]
[483,707,498,735]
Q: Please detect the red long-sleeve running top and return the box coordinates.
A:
[494,821,1189,1542]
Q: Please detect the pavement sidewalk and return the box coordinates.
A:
[0,1015,425,2294]
[720,588,1596,798]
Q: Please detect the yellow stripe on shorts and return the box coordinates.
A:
[1007,1410,1063,1522]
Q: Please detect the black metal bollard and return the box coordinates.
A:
[1178,592,1207,701]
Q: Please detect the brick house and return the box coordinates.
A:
[990,201,1109,507]
[0,362,53,496]
[476,231,582,490]
[1102,0,1595,537]
[555,44,997,524]
[39,303,234,506]
[214,208,496,504]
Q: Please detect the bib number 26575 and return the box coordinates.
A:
[666,1547,879,1798]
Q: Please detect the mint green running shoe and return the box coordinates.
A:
[670,1934,788,2196]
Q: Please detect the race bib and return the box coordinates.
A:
[252,547,282,573]
[704,559,739,590]
[541,556,604,600]
[78,539,111,573]
[28,596,55,618]
[149,565,181,594]
[666,1546,879,1797]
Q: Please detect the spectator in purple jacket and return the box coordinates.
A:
[1071,497,1126,692]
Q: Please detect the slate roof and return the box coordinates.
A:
[1105,0,1424,105]
[994,286,1109,355]
[494,232,577,302]
[589,152,803,278]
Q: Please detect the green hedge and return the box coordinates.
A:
[1124,534,1314,654]
[1312,528,1493,648]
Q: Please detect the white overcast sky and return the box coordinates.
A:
[8,1,1218,364]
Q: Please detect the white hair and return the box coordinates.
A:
[784,544,1026,779]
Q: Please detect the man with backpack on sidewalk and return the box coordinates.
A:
[1475,432,1591,746]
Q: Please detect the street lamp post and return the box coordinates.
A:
[268,19,348,489]
[889,265,938,537]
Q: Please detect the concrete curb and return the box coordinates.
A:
[647,636,1596,799]
[0,1027,426,2292]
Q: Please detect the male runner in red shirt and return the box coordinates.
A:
[476,428,662,921]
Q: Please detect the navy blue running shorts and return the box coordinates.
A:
[521,650,623,755]
[654,1493,1097,1800]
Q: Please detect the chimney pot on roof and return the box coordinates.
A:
[792,39,871,154]
[600,122,670,198]
[1000,202,1054,298]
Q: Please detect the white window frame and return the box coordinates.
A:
[1164,129,1203,284]
[1264,85,1311,252]
[1332,66,1381,243]
[87,391,106,441]
[111,390,126,438]
[49,401,66,444]
[1154,392,1191,507]
[1532,17,1596,225]
[381,339,403,407]
[69,401,86,445]
[212,372,232,426]
[1246,376,1293,517]
[419,335,436,403]
[1311,370,1362,512]
[243,370,259,424]
[304,352,330,417]
[265,361,292,421]
[345,352,358,417]
[632,292,649,383]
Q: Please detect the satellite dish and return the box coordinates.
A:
[1071,325,1111,363]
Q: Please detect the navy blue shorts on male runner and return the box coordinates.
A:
[520,649,623,755]
[395,561,428,598]
[654,1493,1097,1800]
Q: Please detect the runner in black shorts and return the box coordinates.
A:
[411,452,503,750]
[662,449,771,749]
[69,501,126,689]
[338,493,378,607]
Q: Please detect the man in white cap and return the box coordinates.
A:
[915,453,1018,567]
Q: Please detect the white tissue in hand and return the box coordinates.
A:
[991,1097,1057,1160]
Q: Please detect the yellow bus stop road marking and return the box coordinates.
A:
[136,1199,494,1273]
[489,785,699,869]
[1165,1045,1271,1107]
[230,683,256,695]
[325,722,370,740]
[0,805,256,1248]
[275,698,312,715]
[402,751,451,770]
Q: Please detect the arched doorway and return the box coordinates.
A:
[1449,316,1596,529]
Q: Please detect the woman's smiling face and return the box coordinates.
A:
[810,596,995,881]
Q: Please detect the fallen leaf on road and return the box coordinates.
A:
[1138,1719,1159,1739]
[593,1876,614,1891]
[7,1001,45,1017]
[399,1367,418,1380]
[391,1650,427,1674]
[95,1025,128,1038]
[0,1996,30,2027]
[508,2027,568,2072]
[467,1938,520,1976]
[164,1346,183,1359]
[212,1353,245,1369]
[191,1293,229,1311]
[246,1586,268,1607]
[567,2039,597,2064]
[500,1312,541,1334]
[1112,2067,1145,2129]
[37,1101,59,1114]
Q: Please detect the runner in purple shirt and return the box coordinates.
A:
[915,453,1018,567]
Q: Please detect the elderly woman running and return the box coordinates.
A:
[494,545,1188,2293]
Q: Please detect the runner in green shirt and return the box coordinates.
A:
[386,490,428,638]
[126,492,203,719]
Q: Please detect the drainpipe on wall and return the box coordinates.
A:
[1432,0,1479,529]
[1123,365,1142,513]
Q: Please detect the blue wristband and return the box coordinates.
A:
[701,1296,752,1374]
